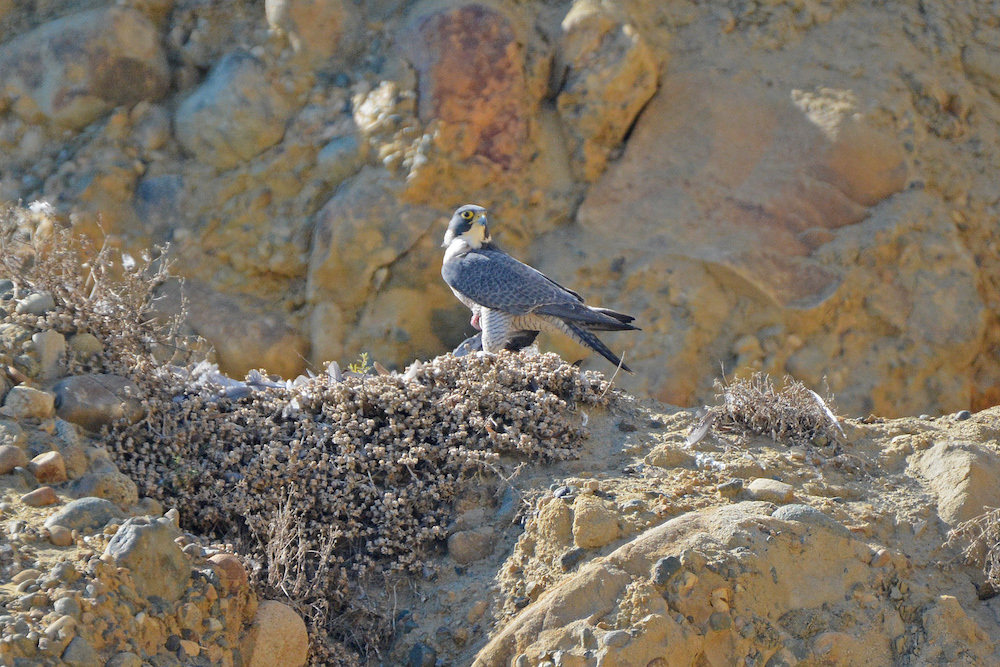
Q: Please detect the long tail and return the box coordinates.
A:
[564,321,634,374]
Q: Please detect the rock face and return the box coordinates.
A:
[3,0,1000,419]
[0,7,168,130]
[557,0,659,181]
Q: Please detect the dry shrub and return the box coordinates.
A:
[0,204,196,383]
[704,372,843,447]
[947,507,1000,598]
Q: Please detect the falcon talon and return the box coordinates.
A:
[442,204,639,373]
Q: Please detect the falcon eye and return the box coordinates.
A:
[460,210,474,220]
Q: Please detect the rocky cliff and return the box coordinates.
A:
[2,0,999,417]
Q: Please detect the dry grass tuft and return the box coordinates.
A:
[947,507,1000,598]
[702,372,844,447]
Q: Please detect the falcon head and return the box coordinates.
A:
[442,204,491,249]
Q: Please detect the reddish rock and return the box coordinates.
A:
[28,451,67,484]
[209,553,249,591]
[401,4,533,169]
[21,486,58,507]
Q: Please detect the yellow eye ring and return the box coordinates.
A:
[461,210,474,220]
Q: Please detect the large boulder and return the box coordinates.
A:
[175,51,296,170]
[0,7,169,130]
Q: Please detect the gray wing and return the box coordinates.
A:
[443,247,584,316]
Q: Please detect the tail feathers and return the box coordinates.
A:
[564,321,634,374]
[590,307,636,326]
[539,302,639,331]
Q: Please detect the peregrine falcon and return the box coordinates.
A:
[441,204,638,373]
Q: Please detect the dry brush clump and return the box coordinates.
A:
[948,507,1000,598]
[0,203,194,386]
[108,352,610,660]
[700,372,844,448]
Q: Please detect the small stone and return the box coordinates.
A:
[105,516,188,602]
[45,496,125,534]
[871,549,891,568]
[12,568,40,584]
[242,600,309,667]
[44,614,76,639]
[53,374,143,432]
[0,444,28,474]
[68,469,139,508]
[708,611,733,631]
[602,630,631,648]
[559,547,586,571]
[28,451,67,484]
[1,386,55,419]
[67,334,104,359]
[61,635,100,667]
[13,465,38,489]
[15,292,55,315]
[209,553,248,591]
[651,555,682,585]
[21,485,58,507]
[408,641,437,667]
[106,652,143,667]
[31,330,66,381]
[746,478,794,504]
[179,639,200,658]
[717,479,743,497]
[54,596,81,617]
[49,524,73,546]
[956,410,972,420]
[447,527,496,565]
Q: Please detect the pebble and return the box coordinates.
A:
[106,652,143,667]
[208,553,248,590]
[708,611,733,631]
[54,596,81,618]
[871,548,892,568]
[15,291,55,315]
[32,330,66,381]
[955,410,972,420]
[1,386,56,419]
[52,374,143,432]
[602,629,631,648]
[12,568,40,584]
[746,478,794,504]
[651,555,682,585]
[105,516,188,602]
[560,547,586,571]
[408,641,437,667]
[717,479,743,497]
[244,600,309,667]
[28,451,67,484]
[12,465,37,489]
[67,333,104,359]
[44,496,125,534]
[49,524,73,546]
[0,444,28,474]
[447,527,496,564]
[21,485,58,507]
[61,635,100,667]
